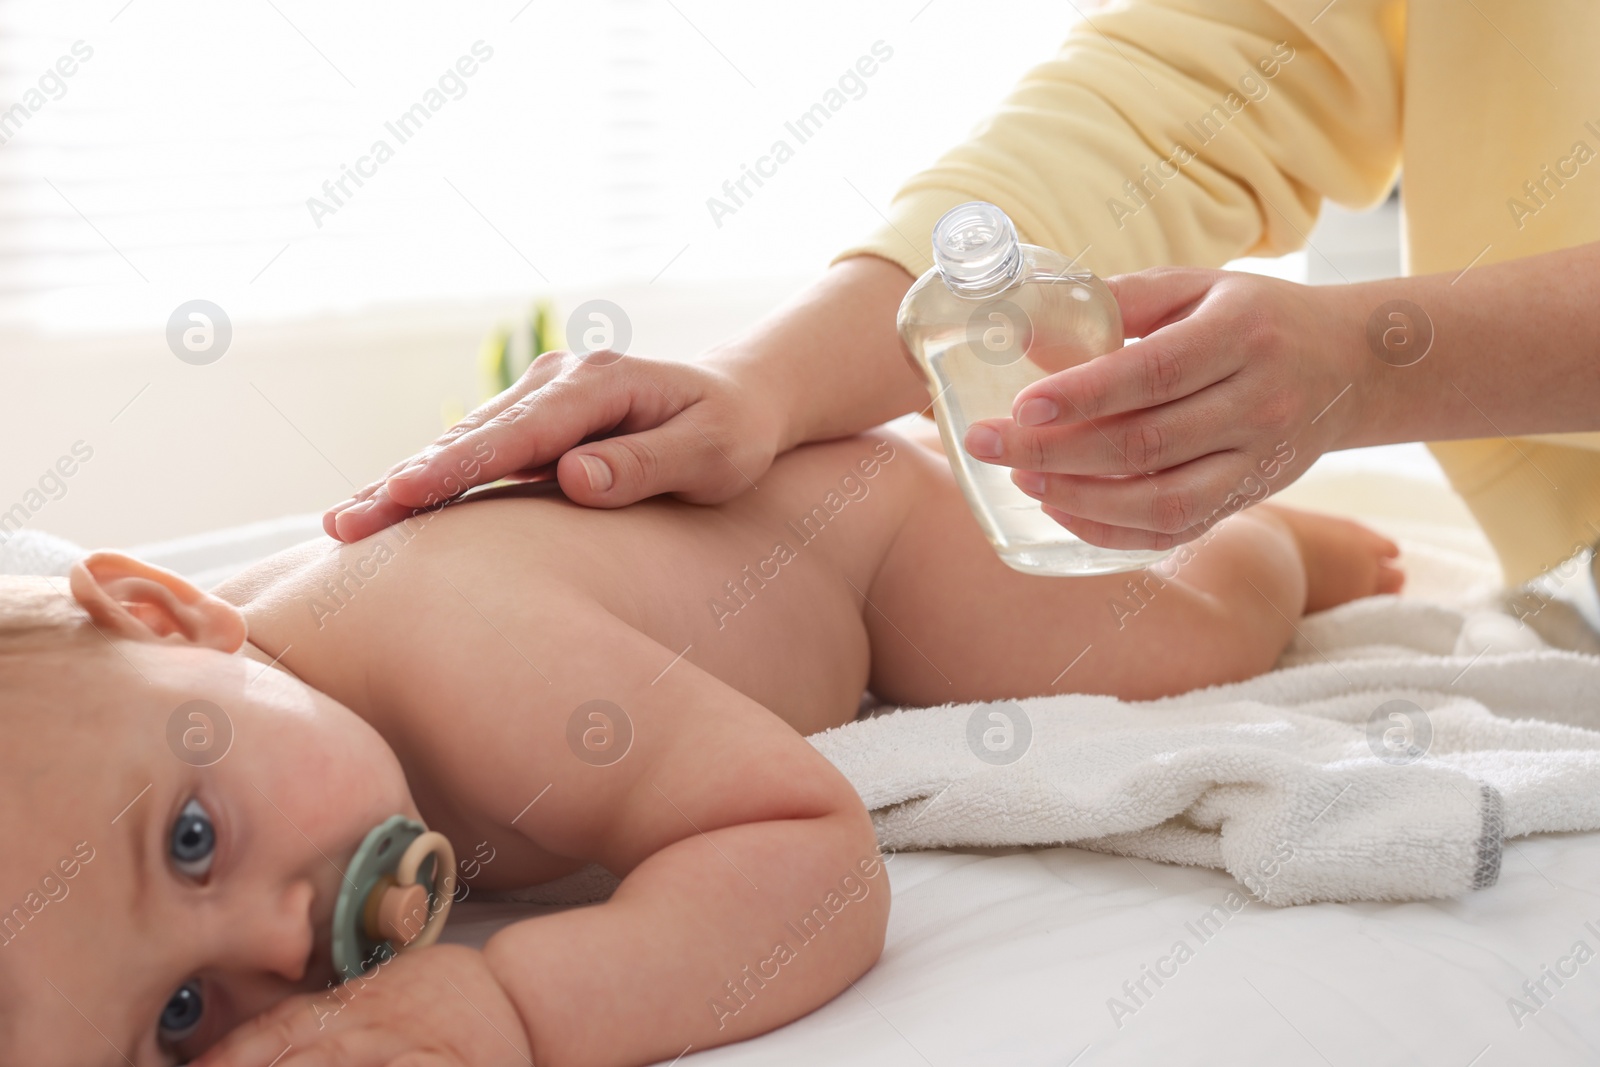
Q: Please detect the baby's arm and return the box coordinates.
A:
[481,614,889,1067]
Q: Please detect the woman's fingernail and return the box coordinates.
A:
[965,425,1003,459]
[333,499,376,542]
[1016,397,1059,426]
[391,459,429,482]
[577,454,613,492]
[1013,471,1046,495]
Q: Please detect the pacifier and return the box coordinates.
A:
[331,815,457,982]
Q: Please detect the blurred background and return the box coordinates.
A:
[0,0,1405,548]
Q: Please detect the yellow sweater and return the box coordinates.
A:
[836,0,1600,584]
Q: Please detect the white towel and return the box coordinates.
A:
[0,528,83,576]
[810,596,1600,905]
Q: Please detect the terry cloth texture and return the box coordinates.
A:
[810,596,1600,905]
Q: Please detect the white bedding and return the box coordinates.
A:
[109,453,1600,1066]
[441,835,1600,1066]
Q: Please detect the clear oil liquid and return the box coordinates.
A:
[898,244,1175,576]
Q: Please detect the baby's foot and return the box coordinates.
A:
[1258,504,1405,614]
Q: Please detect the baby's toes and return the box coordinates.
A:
[1375,558,1406,595]
[1355,523,1400,560]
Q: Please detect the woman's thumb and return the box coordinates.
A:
[556,419,736,508]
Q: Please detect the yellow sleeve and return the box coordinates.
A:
[836,0,1405,278]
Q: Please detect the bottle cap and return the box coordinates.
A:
[932,201,1024,297]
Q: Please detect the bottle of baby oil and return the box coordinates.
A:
[897,201,1175,576]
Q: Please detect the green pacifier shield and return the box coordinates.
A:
[331,815,438,983]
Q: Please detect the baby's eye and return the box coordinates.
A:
[159,979,204,1043]
[170,799,216,879]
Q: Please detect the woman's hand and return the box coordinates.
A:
[324,256,922,544]
[324,348,786,543]
[192,944,532,1067]
[963,266,1369,550]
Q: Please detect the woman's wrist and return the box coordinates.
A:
[1315,276,1416,452]
[1321,241,1600,451]
[701,255,922,454]
[699,338,806,456]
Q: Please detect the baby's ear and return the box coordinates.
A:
[68,551,247,652]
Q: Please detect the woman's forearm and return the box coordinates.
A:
[708,239,1600,460]
[1339,239,1600,449]
[704,254,926,452]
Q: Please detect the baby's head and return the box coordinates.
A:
[0,551,418,1065]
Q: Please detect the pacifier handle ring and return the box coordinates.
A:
[394,830,456,951]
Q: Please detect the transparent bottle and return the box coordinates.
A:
[897,201,1174,576]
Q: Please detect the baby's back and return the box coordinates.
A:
[223,428,927,740]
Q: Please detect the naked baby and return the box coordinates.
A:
[0,412,1400,1067]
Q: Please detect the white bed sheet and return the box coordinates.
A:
[123,450,1600,1067]
[443,835,1600,1066]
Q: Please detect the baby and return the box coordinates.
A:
[0,418,1400,1067]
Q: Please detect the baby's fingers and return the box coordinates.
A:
[195,1000,416,1067]
[191,993,323,1067]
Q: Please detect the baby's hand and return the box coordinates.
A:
[193,944,532,1067]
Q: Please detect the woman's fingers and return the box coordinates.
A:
[556,408,756,508]
[1102,267,1219,337]
[324,441,499,541]
[966,385,1249,476]
[1011,274,1238,428]
[324,352,686,540]
[976,266,1352,547]
[322,353,777,541]
[329,485,437,543]
[1010,449,1266,542]
[323,452,424,528]
[1037,508,1184,553]
[322,354,566,536]
[379,354,622,509]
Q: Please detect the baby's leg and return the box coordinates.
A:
[863,444,1400,706]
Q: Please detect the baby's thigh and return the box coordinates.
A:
[861,460,1273,706]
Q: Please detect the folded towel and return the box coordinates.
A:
[810,596,1600,905]
[0,528,84,576]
